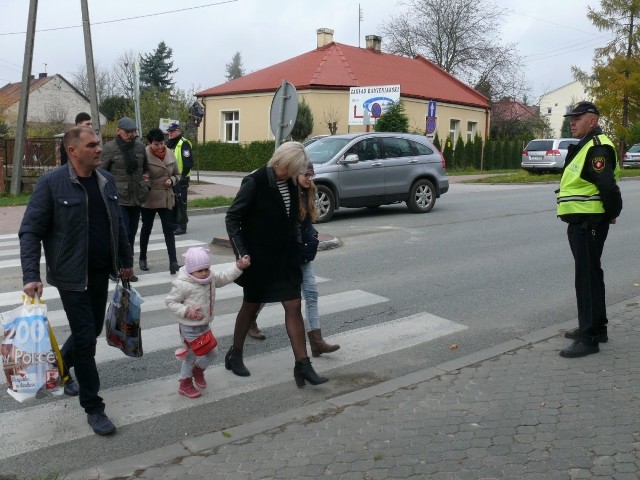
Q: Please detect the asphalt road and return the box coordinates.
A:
[2,179,640,478]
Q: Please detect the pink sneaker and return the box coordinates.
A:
[175,347,188,360]
[178,377,201,398]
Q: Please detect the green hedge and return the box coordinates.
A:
[192,138,524,172]
[193,140,276,172]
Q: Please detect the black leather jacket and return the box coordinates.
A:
[19,162,132,291]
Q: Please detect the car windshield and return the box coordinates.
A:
[558,140,578,149]
[305,137,351,163]
[526,140,554,151]
[628,144,640,153]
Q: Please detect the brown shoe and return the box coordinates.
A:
[248,322,265,340]
[307,329,340,357]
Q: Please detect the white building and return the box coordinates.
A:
[539,81,591,137]
[0,73,106,129]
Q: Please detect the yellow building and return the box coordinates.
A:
[196,29,490,145]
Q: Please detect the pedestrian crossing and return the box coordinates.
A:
[0,231,468,465]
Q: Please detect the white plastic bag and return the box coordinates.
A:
[1,296,66,402]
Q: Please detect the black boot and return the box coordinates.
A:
[225,346,250,376]
[293,357,328,387]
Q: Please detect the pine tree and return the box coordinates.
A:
[291,99,314,141]
[225,52,245,81]
[374,101,409,132]
[139,41,177,92]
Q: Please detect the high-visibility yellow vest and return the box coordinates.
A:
[557,134,619,216]
[174,137,192,177]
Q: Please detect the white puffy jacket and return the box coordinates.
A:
[165,264,242,327]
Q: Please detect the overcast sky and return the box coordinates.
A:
[0,0,612,103]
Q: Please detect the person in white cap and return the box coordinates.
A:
[165,246,250,398]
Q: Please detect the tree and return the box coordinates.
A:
[380,0,527,101]
[573,0,640,156]
[561,117,572,138]
[70,63,115,102]
[139,41,177,92]
[138,86,192,137]
[99,95,134,121]
[112,50,139,98]
[374,101,409,132]
[291,99,314,141]
[323,105,341,134]
[225,52,245,81]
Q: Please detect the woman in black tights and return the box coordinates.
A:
[225,142,328,387]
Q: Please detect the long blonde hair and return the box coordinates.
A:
[299,181,318,222]
[266,142,308,181]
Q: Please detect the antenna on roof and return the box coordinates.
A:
[43,62,47,74]
[358,4,363,48]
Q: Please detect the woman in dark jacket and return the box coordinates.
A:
[225,142,328,387]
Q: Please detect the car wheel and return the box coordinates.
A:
[407,178,436,213]
[315,185,336,223]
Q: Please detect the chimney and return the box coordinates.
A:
[316,28,334,48]
[38,72,47,79]
[29,75,35,80]
[365,35,382,53]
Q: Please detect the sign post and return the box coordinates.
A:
[270,80,298,149]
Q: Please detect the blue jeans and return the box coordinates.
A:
[59,268,109,414]
[301,261,319,330]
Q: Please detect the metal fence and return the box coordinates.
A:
[1,137,60,192]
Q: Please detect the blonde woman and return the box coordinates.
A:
[225,142,328,387]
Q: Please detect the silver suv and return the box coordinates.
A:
[305,133,449,223]
[521,138,579,173]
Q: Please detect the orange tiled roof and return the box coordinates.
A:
[196,42,489,109]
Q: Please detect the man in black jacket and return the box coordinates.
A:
[20,126,134,435]
[556,101,622,358]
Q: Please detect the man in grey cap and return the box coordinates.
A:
[100,117,150,282]
[556,101,622,358]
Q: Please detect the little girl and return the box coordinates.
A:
[165,246,250,398]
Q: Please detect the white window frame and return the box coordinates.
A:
[449,119,460,144]
[466,121,477,142]
[222,110,240,143]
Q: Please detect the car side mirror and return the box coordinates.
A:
[339,154,360,164]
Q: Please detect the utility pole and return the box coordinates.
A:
[358,4,363,48]
[80,0,101,135]
[11,0,38,195]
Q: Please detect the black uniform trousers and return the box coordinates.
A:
[567,220,609,344]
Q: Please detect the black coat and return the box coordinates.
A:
[225,166,301,292]
[19,162,132,291]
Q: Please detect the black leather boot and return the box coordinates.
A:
[293,357,328,387]
[225,346,250,376]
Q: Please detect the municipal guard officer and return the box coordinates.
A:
[166,122,193,235]
[556,101,622,358]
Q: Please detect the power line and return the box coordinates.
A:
[0,0,238,36]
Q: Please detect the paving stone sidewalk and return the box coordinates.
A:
[69,296,640,480]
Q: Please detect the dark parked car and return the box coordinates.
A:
[521,138,579,173]
[304,133,449,223]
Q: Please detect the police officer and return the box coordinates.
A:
[556,101,622,358]
[166,122,193,235]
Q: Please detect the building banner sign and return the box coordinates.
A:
[349,85,400,126]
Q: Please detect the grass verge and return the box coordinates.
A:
[460,168,640,184]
